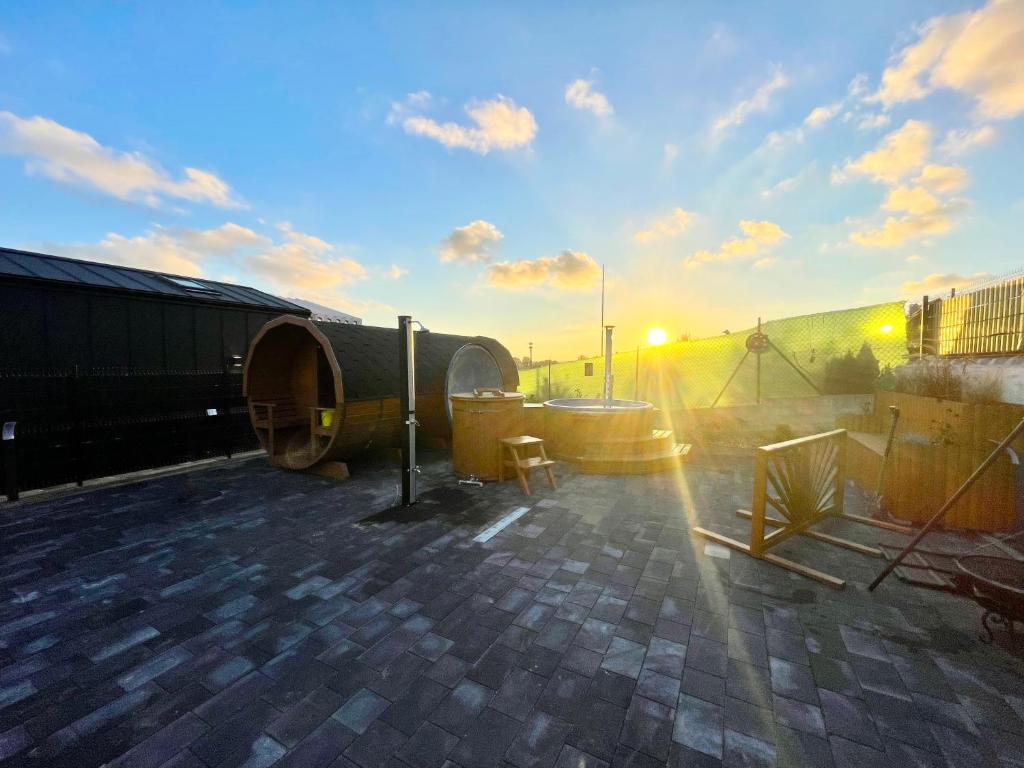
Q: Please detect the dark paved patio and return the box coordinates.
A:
[1,453,1023,768]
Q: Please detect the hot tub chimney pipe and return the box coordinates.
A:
[603,325,614,401]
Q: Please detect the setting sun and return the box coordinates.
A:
[647,327,668,346]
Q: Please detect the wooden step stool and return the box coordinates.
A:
[499,436,556,496]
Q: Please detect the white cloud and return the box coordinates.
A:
[804,102,842,128]
[711,66,788,141]
[565,79,613,117]
[486,250,601,290]
[940,125,997,156]
[439,220,504,264]
[847,74,870,98]
[902,272,992,293]
[843,119,932,185]
[391,94,537,154]
[387,265,408,279]
[843,122,971,248]
[663,143,679,166]
[753,257,778,270]
[882,185,943,216]
[0,111,242,208]
[906,254,924,262]
[850,209,958,248]
[54,222,368,310]
[685,220,788,268]
[56,223,267,276]
[633,208,694,243]
[916,164,969,194]
[760,164,815,200]
[871,0,1024,119]
[245,242,367,303]
[854,112,891,130]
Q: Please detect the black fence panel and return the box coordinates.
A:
[0,368,259,496]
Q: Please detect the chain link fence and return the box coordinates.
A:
[519,301,909,410]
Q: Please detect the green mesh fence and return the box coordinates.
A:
[519,301,908,409]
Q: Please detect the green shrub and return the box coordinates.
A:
[823,343,879,394]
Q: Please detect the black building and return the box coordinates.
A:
[0,246,308,372]
[0,247,310,496]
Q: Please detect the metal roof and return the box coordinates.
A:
[286,297,362,324]
[0,245,308,313]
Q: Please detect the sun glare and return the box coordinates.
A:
[879,324,893,334]
[647,327,668,346]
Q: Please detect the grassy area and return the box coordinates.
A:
[520,301,908,408]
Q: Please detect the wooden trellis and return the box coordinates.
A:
[695,429,886,589]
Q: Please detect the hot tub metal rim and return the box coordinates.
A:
[543,398,653,412]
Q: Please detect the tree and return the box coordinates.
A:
[823,343,879,394]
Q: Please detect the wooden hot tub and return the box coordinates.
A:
[541,398,690,474]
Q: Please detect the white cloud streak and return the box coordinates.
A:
[633,208,694,244]
[685,220,788,268]
[486,250,601,290]
[711,67,788,141]
[0,111,242,208]
[391,93,537,154]
[565,79,613,117]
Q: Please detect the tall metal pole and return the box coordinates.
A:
[529,342,533,368]
[603,325,615,401]
[398,316,418,505]
[600,264,605,358]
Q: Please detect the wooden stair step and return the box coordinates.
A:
[583,429,679,459]
[508,457,555,470]
[573,443,692,475]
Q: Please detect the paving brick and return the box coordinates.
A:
[575,619,617,654]
[491,669,548,721]
[769,657,819,706]
[672,693,724,760]
[450,707,522,768]
[467,644,522,690]
[343,719,407,768]
[380,677,449,736]
[334,689,390,735]
[819,689,882,750]
[267,686,345,749]
[537,669,591,720]
[429,679,492,737]
[828,734,889,768]
[567,697,625,762]
[620,695,673,761]
[396,722,459,768]
[506,710,572,768]
[554,744,609,768]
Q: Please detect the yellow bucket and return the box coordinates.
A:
[320,411,333,428]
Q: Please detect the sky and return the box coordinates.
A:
[1,0,1023,360]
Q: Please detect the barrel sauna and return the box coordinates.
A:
[450,391,525,480]
[244,315,518,470]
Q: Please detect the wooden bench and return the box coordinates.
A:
[251,398,304,456]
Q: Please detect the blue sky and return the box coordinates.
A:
[1,1,1022,359]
